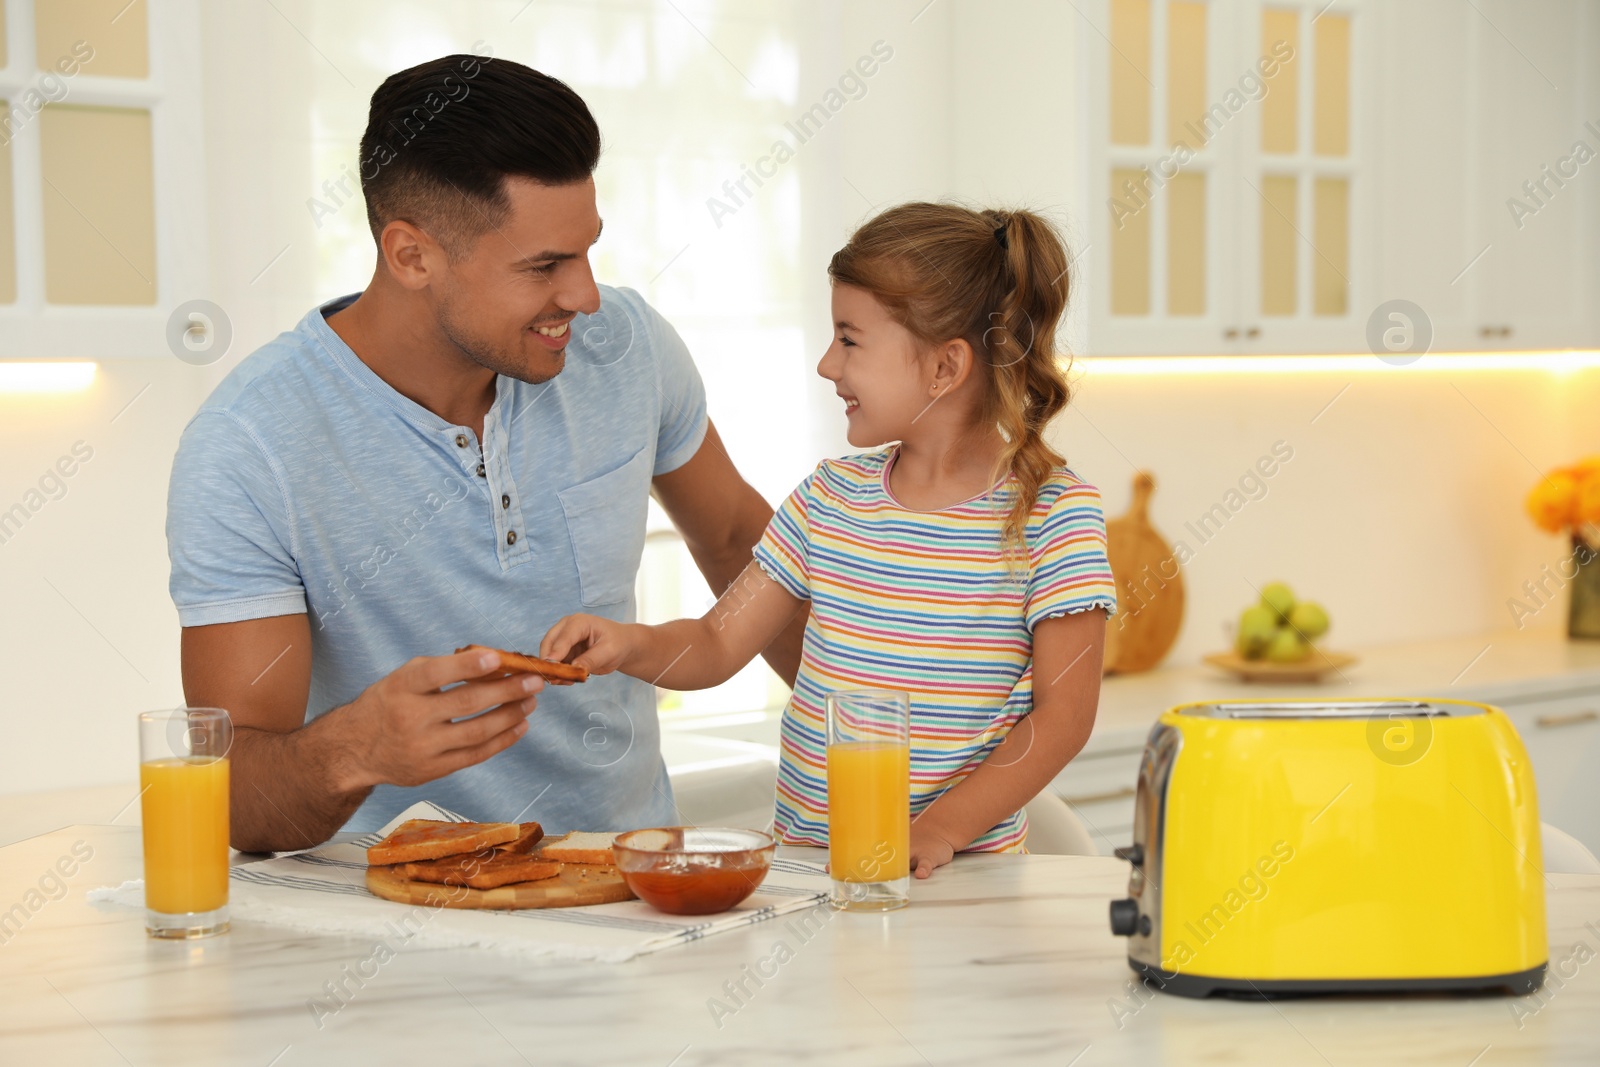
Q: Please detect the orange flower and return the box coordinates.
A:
[1572,455,1600,484]
[1526,470,1579,534]
[1577,474,1600,527]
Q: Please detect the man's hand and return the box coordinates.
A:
[332,646,545,791]
[539,614,637,677]
[181,616,546,852]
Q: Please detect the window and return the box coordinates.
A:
[303,1,816,717]
[0,0,206,358]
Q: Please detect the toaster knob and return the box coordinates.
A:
[1113,844,1144,865]
[1109,898,1140,936]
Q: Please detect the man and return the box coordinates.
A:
[168,55,801,852]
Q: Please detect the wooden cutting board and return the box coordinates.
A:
[365,862,636,910]
[1103,471,1185,675]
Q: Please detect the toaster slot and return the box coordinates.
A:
[1181,699,1483,720]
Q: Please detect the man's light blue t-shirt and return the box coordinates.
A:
[166,285,707,833]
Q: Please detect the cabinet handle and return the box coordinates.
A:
[1480,326,1495,338]
[1223,327,1239,340]
[1245,326,1260,339]
[1534,709,1598,729]
[1062,785,1138,805]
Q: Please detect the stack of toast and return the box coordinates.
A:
[364,819,623,900]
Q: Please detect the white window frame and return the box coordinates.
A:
[0,0,206,358]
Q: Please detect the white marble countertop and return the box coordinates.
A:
[1,825,1596,1066]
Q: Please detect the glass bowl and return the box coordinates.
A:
[612,827,776,915]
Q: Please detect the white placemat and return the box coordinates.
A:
[89,802,831,963]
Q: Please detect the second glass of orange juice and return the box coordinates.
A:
[825,690,910,911]
[138,708,232,938]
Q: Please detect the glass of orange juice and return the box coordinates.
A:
[138,708,232,938]
[825,689,910,912]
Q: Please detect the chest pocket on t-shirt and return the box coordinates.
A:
[557,446,652,607]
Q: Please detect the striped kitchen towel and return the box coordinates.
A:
[89,801,832,963]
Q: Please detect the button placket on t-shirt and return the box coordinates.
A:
[480,388,532,570]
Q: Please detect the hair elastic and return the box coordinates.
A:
[993,224,1009,250]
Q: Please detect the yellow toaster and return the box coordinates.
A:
[1107,698,1548,997]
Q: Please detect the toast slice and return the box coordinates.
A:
[538,831,619,866]
[403,850,564,890]
[366,819,520,866]
[496,822,545,854]
[456,644,589,685]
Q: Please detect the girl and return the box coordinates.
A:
[542,203,1117,878]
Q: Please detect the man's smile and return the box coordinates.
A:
[528,317,574,349]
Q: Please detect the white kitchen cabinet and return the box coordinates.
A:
[1466,0,1595,351]
[1086,0,1369,354]
[1370,0,1478,353]
[1083,0,1598,354]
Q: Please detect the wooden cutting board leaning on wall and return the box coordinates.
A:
[1101,471,1184,674]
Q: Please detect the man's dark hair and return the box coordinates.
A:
[359,53,601,257]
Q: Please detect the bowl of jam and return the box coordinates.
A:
[612,827,776,915]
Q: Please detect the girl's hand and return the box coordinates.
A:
[540,614,635,676]
[909,821,957,879]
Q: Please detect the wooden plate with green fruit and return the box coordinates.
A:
[1204,582,1356,683]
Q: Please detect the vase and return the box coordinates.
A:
[1571,532,1600,640]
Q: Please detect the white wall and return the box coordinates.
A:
[1060,365,1600,664]
[0,1,321,796]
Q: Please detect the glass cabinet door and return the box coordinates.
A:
[1242,1,1356,344]
[1089,0,1366,354]
[1102,0,1232,351]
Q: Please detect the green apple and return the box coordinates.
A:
[1264,626,1310,663]
[1236,605,1279,659]
[1289,601,1330,640]
[1260,582,1296,622]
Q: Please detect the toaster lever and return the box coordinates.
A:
[1109,898,1140,937]
[1113,844,1144,865]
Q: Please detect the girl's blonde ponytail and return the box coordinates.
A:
[829,203,1075,558]
[983,209,1073,555]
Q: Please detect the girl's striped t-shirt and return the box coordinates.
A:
[753,447,1119,854]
